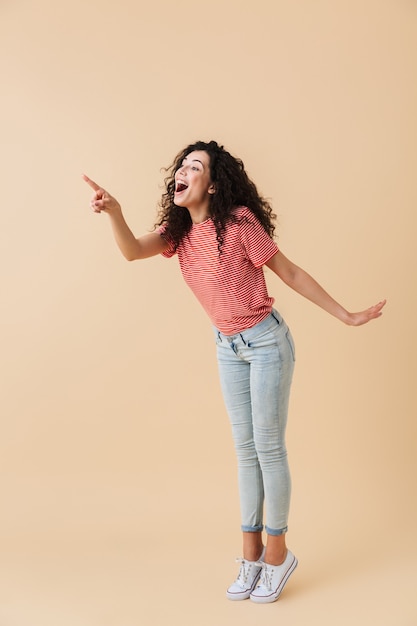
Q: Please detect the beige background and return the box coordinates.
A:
[1,0,416,624]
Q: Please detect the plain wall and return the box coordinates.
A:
[1,1,416,624]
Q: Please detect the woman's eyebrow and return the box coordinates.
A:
[182,157,204,166]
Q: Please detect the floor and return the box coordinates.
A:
[1,522,415,626]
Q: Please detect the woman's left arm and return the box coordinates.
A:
[266,251,386,326]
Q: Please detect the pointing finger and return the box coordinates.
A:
[82,174,102,192]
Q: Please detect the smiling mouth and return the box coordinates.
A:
[175,182,188,193]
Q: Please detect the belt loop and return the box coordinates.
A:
[239,333,247,345]
[271,311,280,325]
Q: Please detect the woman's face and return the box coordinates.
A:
[174,150,215,210]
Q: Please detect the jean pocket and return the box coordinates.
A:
[247,328,278,349]
[285,329,296,361]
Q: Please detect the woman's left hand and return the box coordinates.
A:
[344,300,387,326]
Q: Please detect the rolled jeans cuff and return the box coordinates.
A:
[241,524,264,533]
[265,525,288,536]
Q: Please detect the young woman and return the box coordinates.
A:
[83,140,385,604]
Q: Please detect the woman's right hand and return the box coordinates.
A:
[82,174,122,215]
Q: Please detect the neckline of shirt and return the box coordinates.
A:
[192,217,212,227]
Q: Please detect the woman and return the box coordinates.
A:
[83,140,385,604]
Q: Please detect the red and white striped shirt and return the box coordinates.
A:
[161,206,279,334]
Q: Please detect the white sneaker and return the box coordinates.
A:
[226,548,265,601]
[250,550,298,604]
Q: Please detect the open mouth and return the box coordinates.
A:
[175,181,188,193]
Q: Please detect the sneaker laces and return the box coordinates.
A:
[234,557,254,586]
[256,562,274,591]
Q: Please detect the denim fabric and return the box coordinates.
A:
[214,310,295,536]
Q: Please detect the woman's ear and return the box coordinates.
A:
[208,184,216,194]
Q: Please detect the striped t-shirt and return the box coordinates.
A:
[161,206,279,334]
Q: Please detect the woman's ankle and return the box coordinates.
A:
[264,534,288,565]
[242,531,264,561]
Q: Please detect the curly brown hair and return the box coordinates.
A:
[155,140,276,254]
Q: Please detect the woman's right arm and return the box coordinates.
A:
[83,174,169,261]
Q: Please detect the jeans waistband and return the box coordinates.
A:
[215,309,284,344]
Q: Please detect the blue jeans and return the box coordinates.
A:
[215,310,295,536]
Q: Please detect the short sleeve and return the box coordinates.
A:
[237,208,278,267]
[158,225,177,258]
